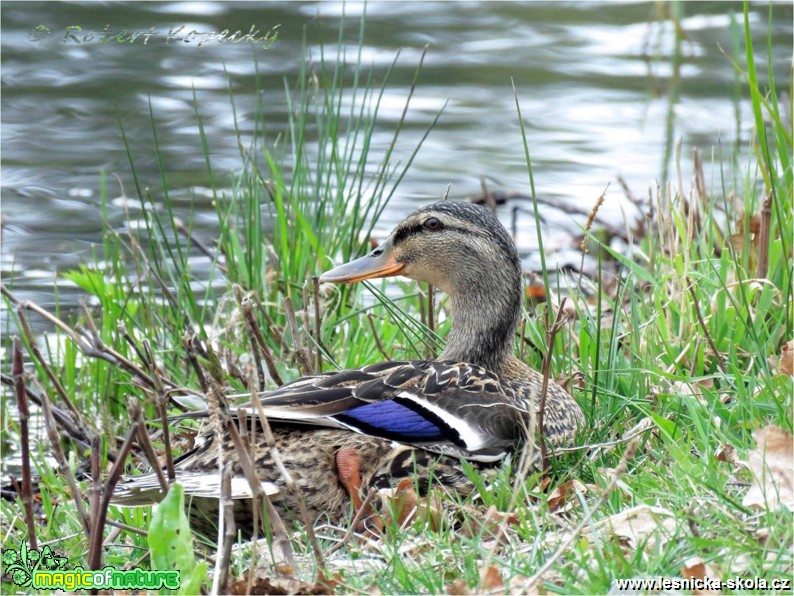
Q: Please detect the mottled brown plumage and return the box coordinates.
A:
[114,200,584,533]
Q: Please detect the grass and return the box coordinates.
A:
[1,4,792,594]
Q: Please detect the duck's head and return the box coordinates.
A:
[320,201,523,372]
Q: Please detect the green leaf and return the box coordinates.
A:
[62,265,107,297]
[148,483,206,595]
[648,411,677,439]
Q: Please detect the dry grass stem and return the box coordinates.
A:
[217,467,236,595]
[685,276,727,373]
[302,284,315,371]
[249,388,326,575]
[366,314,390,360]
[16,307,85,424]
[327,488,379,556]
[427,283,435,335]
[479,177,497,212]
[312,276,325,371]
[12,337,38,551]
[142,340,177,481]
[577,185,608,290]
[538,297,570,470]
[283,296,314,375]
[185,333,211,394]
[174,218,223,268]
[129,399,168,492]
[89,436,101,548]
[757,191,772,279]
[88,423,139,571]
[39,385,93,539]
[238,290,284,386]
[224,405,293,565]
[117,321,151,370]
[555,416,654,456]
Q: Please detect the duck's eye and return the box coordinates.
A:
[423,217,442,231]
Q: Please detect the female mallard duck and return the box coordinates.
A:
[115,201,584,528]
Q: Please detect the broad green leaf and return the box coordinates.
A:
[148,483,206,595]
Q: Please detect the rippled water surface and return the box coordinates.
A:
[2,1,792,325]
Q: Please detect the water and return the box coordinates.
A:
[1,1,792,330]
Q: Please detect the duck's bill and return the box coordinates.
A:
[319,237,405,283]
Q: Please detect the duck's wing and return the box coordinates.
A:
[214,360,528,463]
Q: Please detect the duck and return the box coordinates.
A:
[114,200,584,531]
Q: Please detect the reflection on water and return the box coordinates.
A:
[1,1,791,326]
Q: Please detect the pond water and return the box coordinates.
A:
[1,1,792,332]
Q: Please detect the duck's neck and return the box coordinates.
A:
[438,266,523,374]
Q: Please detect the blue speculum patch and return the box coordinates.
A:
[338,400,443,440]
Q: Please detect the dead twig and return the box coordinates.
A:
[237,287,282,387]
[129,399,168,492]
[12,337,38,550]
[302,284,315,372]
[685,277,726,373]
[117,322,151,370]
[326,488,379,556]
[143,340,176,482]
[221,400,295,569]
[0,375,96,450]
[427,284,435,337]
[538,297,570,471]
[283,297,314,375]
[312,276,326,372]
[89,436,101,552]
[185,334,210,394]
[366,314,390,360]
[39,385,92,539]
[757,191,771,280]
[217,467,236,595]
[16,307,85,425]
[88,423,139,571]
[249,387,326,575]
[174,218,224,271]
[254,295,284,346]
[480,177,497,212]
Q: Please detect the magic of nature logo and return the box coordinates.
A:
[1,538,180,591]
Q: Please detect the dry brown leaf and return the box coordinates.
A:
[274,563,297,577]
[459,504,520,541]
[556,370,586,393]
[478,565,504,592]
[779,340,794,376]
[715,444,741,468]
[379,479,443,531]
[672,379,714,403]
[539,476,552,492]
[505,575,540,595]
[381,478,419,527]
[680,556,720,595]
[547,479,588,513]
[741,425,794,511]
[447,578,471,595]
[728,233,748,252]
[584,505,676,550]
[753,527,770,545]
[227,575,329,595]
